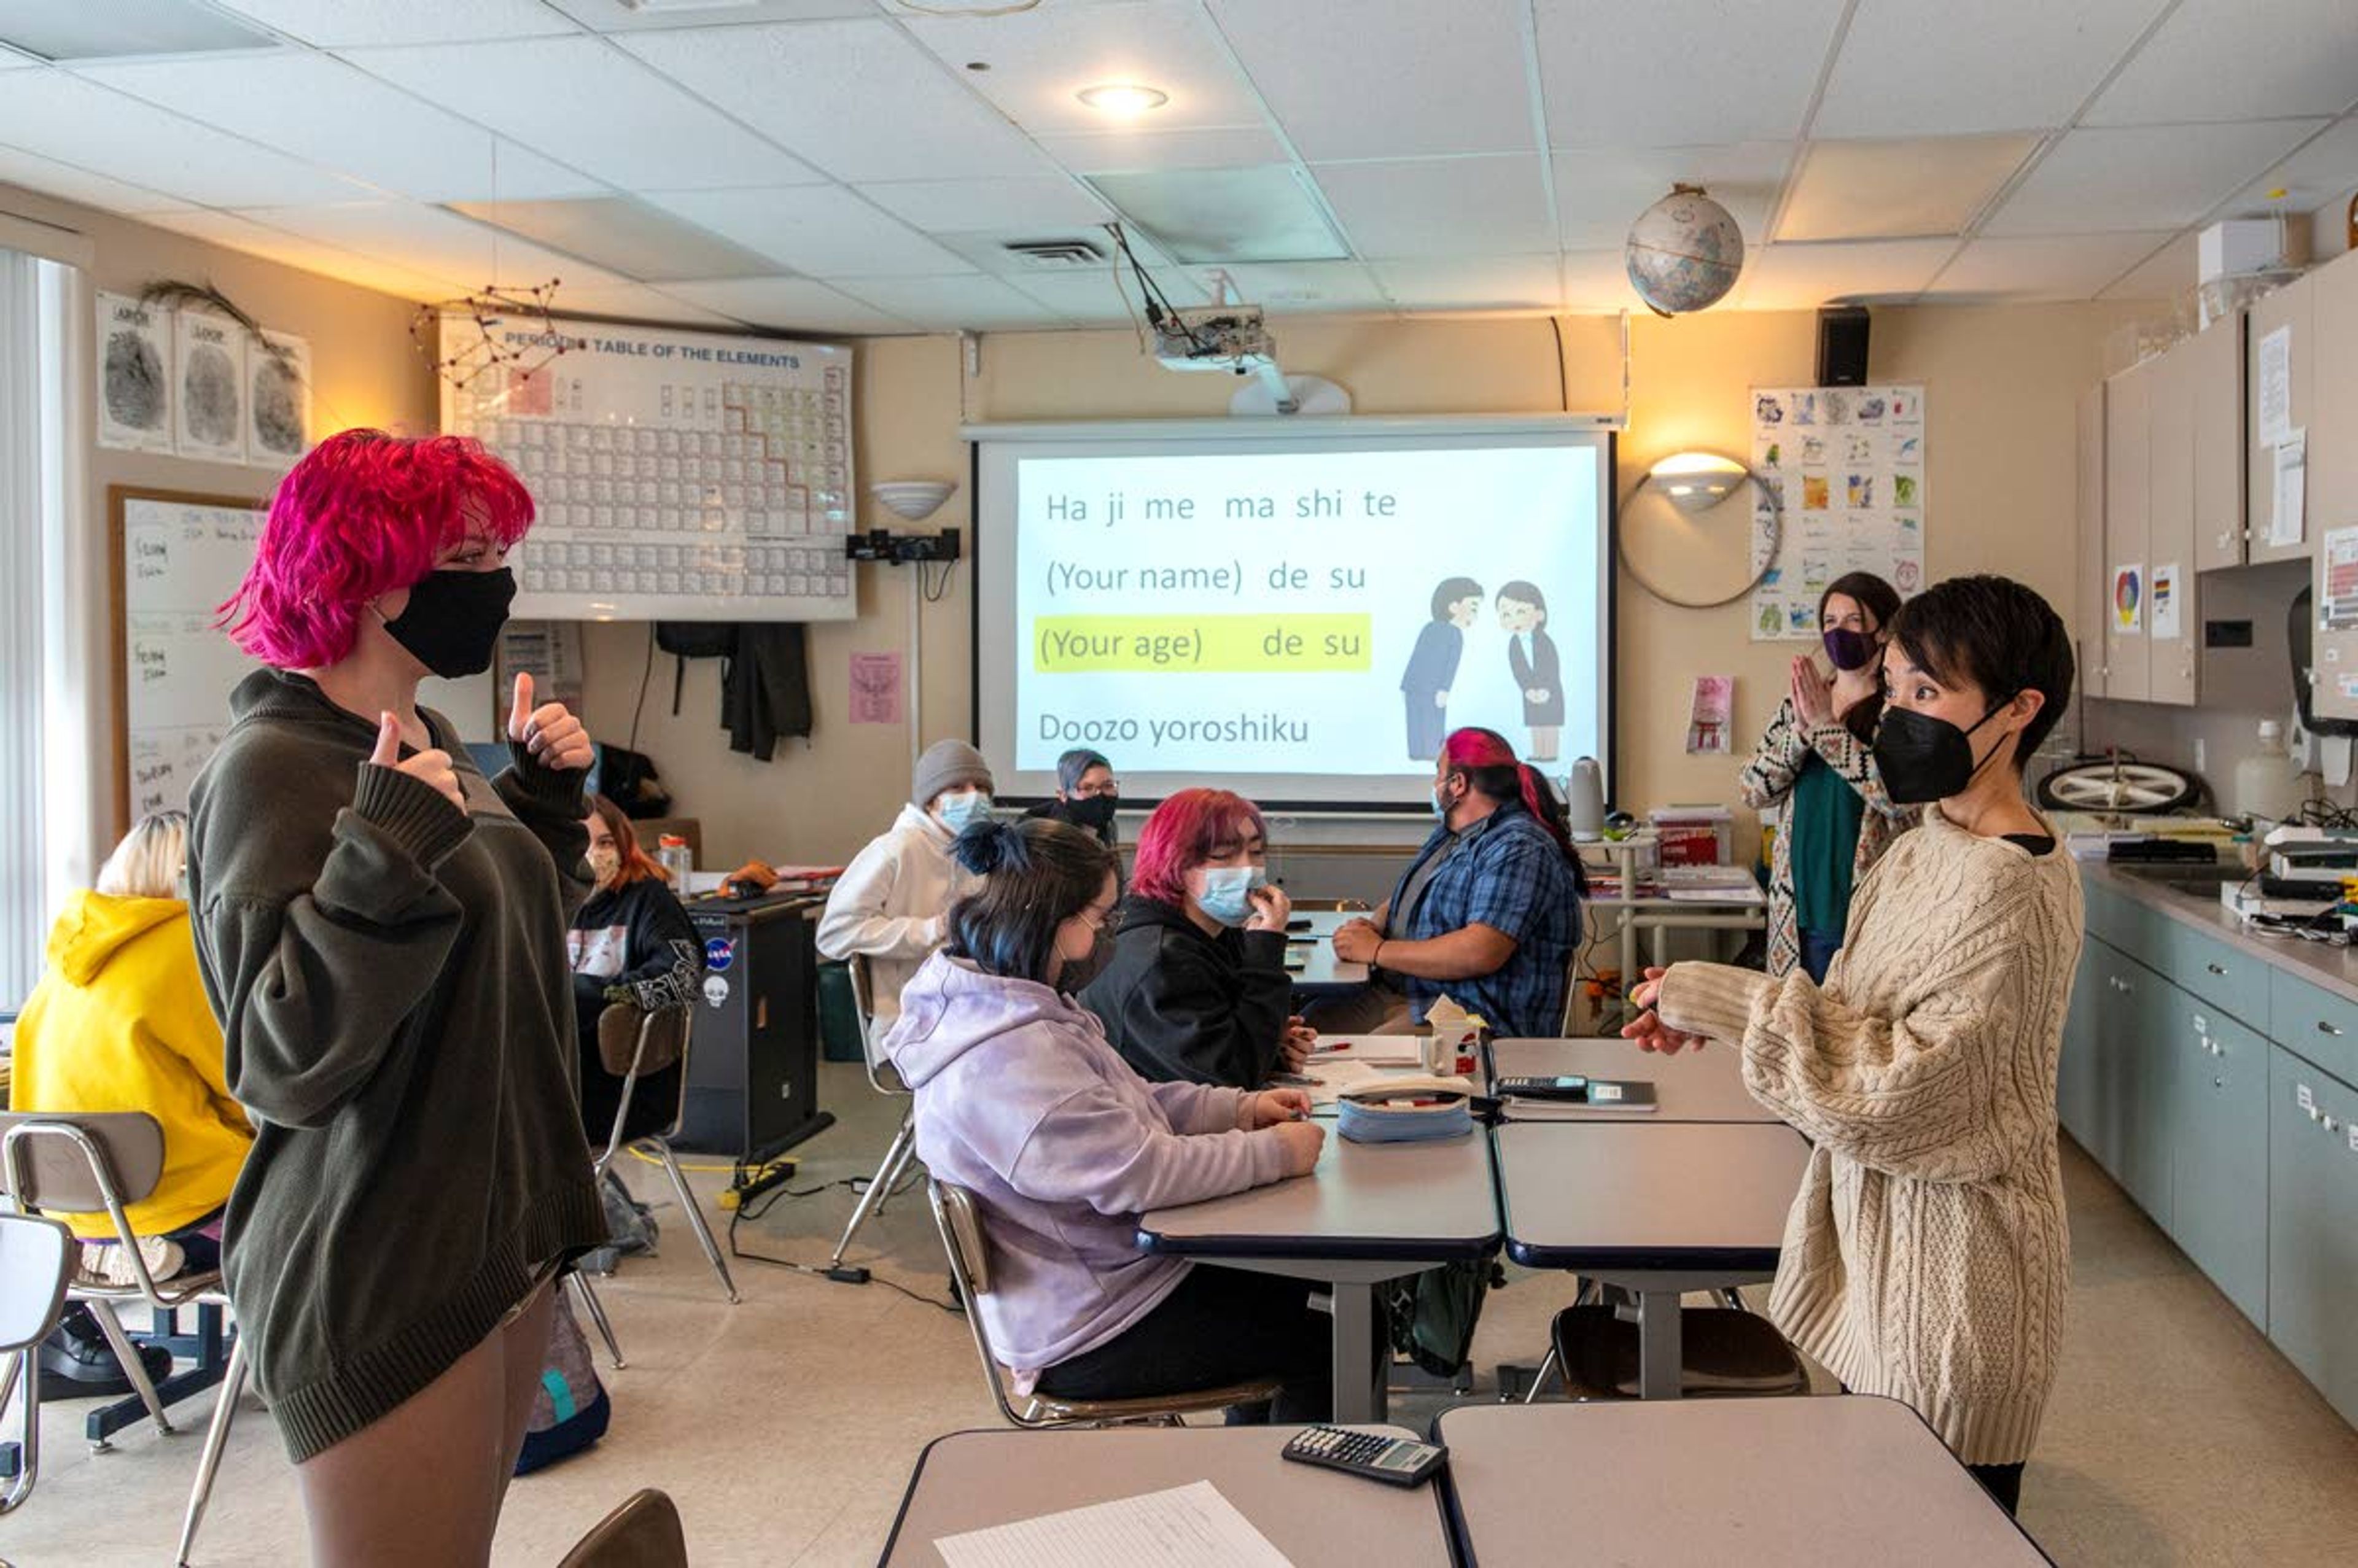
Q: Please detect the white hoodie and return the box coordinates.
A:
[817,802,967,1023]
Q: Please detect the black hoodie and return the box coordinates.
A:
[1077,895,1293,1089]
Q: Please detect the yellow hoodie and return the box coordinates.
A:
[9,891,253,1240]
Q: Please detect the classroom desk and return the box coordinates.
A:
[881,1426,1454,1567]
[1483,1037,1781,1122]
[1433,1397,2050,1566]
[1285,909,1370,988]
[1138,1130,1500,1424]
[1492,1120,1809,1399]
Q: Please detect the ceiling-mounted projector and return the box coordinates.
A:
[1151,303,1278,373]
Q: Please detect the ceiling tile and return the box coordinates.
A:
[1035,125,1289,172]
[1088,165,1347,263]
[1926,230,2177,301]
[1205,260,1390,312]
[1313,155,1554,259]
[618,20,1053,182]
[449,196,784,282]
[856,176,1111,234]
[536,282,744,327]
[1984,121,2324,235]
[346,37,820,192]
[905,0,1266,138]
[661,276,915,335]
[1562,249,1642,311]
[237,201,629,292]
[1813,0,2158,137]
[642,186,977,276]
[1003,265,1210,322]
[2098,230,2198,302]
[0,142,193,212]
[142,207,462,299]
[74,53,603,204]
[1534,0,1849,147]
[0,71,370,206]
[1553,142,1789,248]
[1204,0,1536,160]
[2213,117,2358,220]
[1778,134,2041,241]
[208,0,573,46]
[2087,0,2358,126]
[1735,239,1957,311]
[547,0,876,29]
[827,273,1073,329]
[0,49,34,68]
[1370,255,1562,312]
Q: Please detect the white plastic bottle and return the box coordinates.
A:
[657,833,694,888]
[2230,719,2302,823]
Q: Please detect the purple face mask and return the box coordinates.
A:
[1823,627,1877,671]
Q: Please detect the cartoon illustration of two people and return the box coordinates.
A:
[1399,577,1561,761]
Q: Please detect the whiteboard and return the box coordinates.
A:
[439,316,857,623]
[112,488,492,827]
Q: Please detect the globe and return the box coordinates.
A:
[1625,186,1744,314]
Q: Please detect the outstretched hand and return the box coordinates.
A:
[509,672,594,772]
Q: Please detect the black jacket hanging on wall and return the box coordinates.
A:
[724,623,812,761]
[652,621,813,762]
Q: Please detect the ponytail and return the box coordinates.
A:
[1439,728,1588,897]
[1515,763,1589,898]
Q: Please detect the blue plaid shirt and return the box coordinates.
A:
[1386,801,1582,1038]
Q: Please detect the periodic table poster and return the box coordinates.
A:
[1748,384,1926,641]
[440,317,857,622]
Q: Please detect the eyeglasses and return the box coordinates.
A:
[1071,904,1116,933]
[1072,779,1121,798]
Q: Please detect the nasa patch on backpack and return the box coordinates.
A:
[704,937,735,972]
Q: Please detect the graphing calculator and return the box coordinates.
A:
[1493,1074,1658,1109]
[1280,1426,1448,1487]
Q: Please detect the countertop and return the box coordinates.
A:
[2080,860,2358,1007]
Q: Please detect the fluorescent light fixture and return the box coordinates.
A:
[1648,451,1747,514]
[1077,83,1169,117]
[0,0,272,60]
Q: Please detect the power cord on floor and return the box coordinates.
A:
[723,1205,960,1314]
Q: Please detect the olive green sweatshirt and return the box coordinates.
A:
[187,669,606,1463]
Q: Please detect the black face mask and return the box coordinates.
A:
[1065,794,1119,833]
[1057,928,1113,993]
[1874,699,2014,804]
[380,568,516,678]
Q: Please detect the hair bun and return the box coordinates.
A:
[953,819,1025,876]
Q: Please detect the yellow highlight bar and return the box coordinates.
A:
[1035,614,1373,672]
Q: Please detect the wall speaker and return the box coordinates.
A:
[1816,305,1870,387]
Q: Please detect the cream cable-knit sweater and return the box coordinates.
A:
[1657,802,2082,1466]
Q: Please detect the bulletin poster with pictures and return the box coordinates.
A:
[1748,385,1926,641]
[95,292,313,470]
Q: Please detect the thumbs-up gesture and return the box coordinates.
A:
[371,711,465,815]
[508,673,593,772]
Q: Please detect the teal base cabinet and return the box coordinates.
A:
[2165,999,2268,1330]
[2268,1047,2358,1428]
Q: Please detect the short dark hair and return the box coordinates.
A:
[1056,747,1110,794]
[1430,576,1482,620]
[1496,580,1546,619]
[946,817,1119,984]
[1889,575,2074,766]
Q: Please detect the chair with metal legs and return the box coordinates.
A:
[827,955,920,1273]
[0,1211,73,1518]
[593,1003,739,1305]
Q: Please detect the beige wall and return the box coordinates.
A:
[582,303,2147,871]
[3,181,438,867]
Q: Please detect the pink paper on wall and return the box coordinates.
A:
[850,652,903,724]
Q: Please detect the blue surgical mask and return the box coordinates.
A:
[1196,865,1267,928]
[1431,787,1450,820]
[936,790,991,834]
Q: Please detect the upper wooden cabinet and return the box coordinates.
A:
[2079,385,2109,697]
[2192,314,2246,570]
[2247,273,2314,566]
[2301,250,2358,720]
[2104,357,2154,703]
[2147,343,2200,705]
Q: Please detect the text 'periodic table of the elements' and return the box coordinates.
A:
[440,316,858,622]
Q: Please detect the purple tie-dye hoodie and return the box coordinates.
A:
[885,950,1294,1380]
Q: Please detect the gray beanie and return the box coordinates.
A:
[913,739,994,807]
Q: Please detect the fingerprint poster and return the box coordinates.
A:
[248,328,311,468]
[174,308,247,464]
[1748,384,1926,642]
[96,292,174,454]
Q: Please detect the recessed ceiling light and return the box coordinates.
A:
[1077,83,1169,118]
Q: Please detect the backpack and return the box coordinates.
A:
[1382,1257,1502,1378]
[513,1292,611,1476]
[655,621,739,715]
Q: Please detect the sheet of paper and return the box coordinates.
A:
[1686,674,1733,755]
[849,650,903,724]
[2272,429,2307,548]
[2111,564,2144,634]
[2259,326,2292,447]
[2150,562,2181,642]
[1316,1037,1424,1066]
[933,1481,1293,1568]
[1663,885,1765,904]
[2323,527,2358,631]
